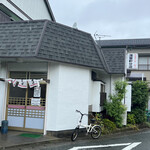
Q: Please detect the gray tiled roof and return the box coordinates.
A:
[101,48,125,74]
[0,21,44,57]
[0,20,104,70]
[98,38,150,48]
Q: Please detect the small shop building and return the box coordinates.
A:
[0,20,130,135]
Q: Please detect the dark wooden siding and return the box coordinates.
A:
[0,10,11,22]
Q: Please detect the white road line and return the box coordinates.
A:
[68,143,131,150]
[122,142,141,150]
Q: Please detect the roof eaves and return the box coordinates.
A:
[35,55,105,70]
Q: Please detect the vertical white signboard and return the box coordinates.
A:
[125,85,131,112]
[127,53,138,69]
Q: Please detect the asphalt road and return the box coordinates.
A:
[6,128,150,150]
[46,128,150,150]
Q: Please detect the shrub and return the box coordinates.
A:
[127,113,135,125]
[131,80,149,124]
[102,119,116,134]
[104,81,127,127]
[132,108,146,124]
[126,124,139,130]
[94,113,103,127]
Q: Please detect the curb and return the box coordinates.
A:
[0,136,63,150]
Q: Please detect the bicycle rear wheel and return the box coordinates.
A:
[91,125,101,139]
[71,128,79,141]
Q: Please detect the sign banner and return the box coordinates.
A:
[34,87,41,97]
[127,53,138,69]
[31,98,41,106]
[5,78,43,88]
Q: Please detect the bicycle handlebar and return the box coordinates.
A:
[76,110,88,116]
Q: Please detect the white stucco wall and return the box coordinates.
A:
[0,0,52,20]
[88,73,125,114]
[46,63,91,131]
[88,81,104,112]
[125,85,131,112]
[12,0,52,20]
[91,81,100,112]
[98,73,125,100]
[110,75,125,95]
[0,63,8,125]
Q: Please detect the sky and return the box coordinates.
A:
[50,0,150,40]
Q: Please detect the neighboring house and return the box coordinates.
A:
[95,43,131,121]
[99,38,150,82]
[98,38,150,110]
[0,0,55,21]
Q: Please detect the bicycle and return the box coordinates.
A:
[71,110,102,141]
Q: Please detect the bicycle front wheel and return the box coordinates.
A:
[91,125,101,139]
[71,128,79,141]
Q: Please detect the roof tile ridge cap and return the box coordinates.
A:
[90,35,110,72]
[35,20,49,56]
[94,40,111,73]
[98,46,111,73]
[0,19,49,25]
[49,20,91,35]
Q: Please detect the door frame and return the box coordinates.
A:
[5,71,47,133]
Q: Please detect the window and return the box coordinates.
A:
[139,57,150,70]
[100,84,106,106]
[101,84,105,93]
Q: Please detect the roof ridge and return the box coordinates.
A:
[35,20,49,56]
[48,20,92,36]
[0,19,48,25]
[97,45,111,73]
[90,36,110,72]
[0,19,92,36]
[100,38,150,41]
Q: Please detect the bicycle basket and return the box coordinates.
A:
[90,119,96,124]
